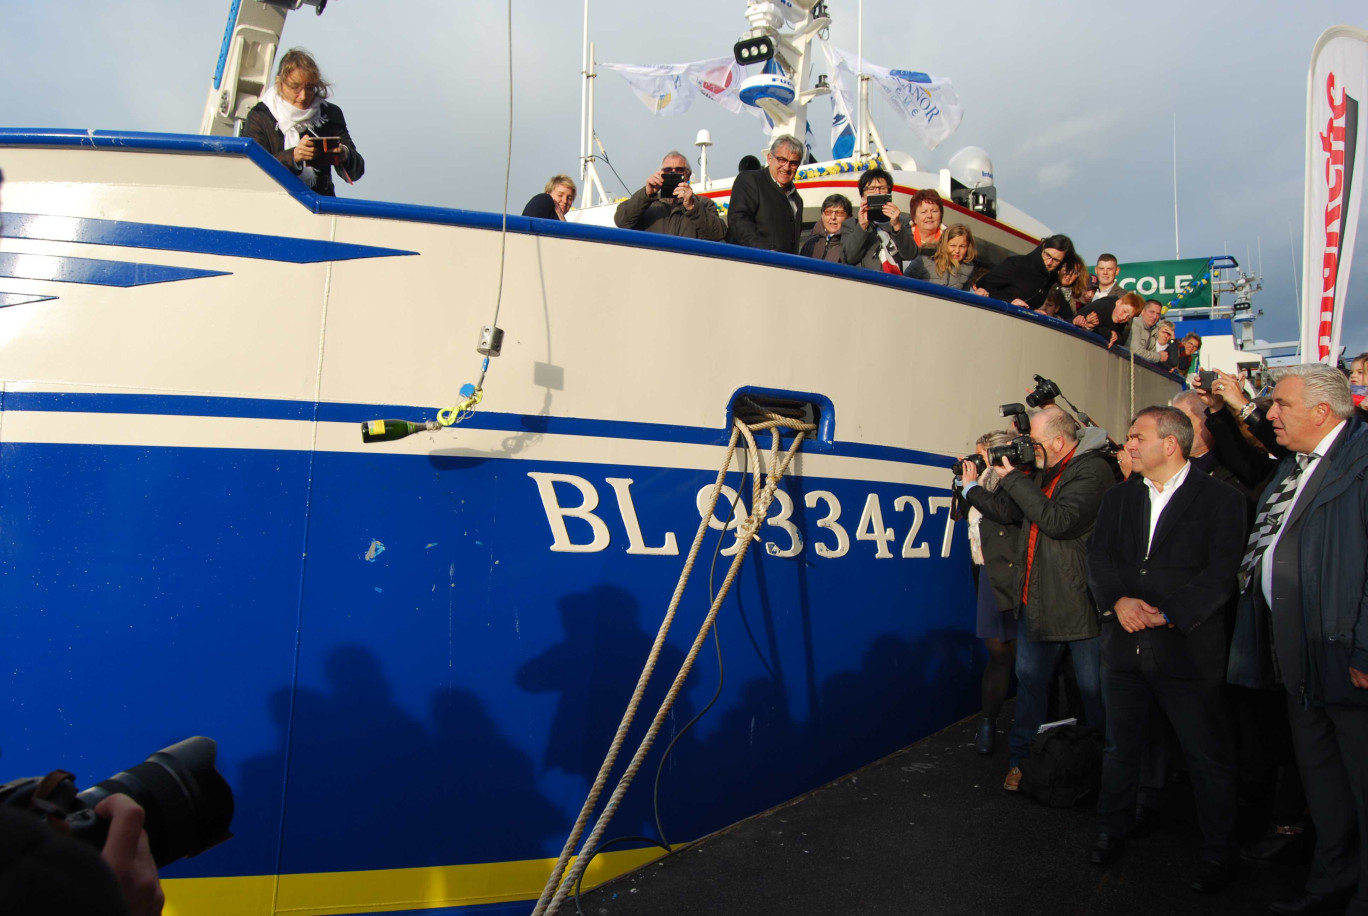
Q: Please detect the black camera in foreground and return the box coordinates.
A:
[0,736,234,868]
[658,173,685,198]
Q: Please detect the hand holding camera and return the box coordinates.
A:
[292,135,317,164]
[97,794,164,916]
[309,135,345,167]
[658,172,686,201]
[865,194,893,226]
[956,453,987,486]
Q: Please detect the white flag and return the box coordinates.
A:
[1301,26,1368,364]
[600,57,750,117]
[821,42,857,158]
[832,48,963,150]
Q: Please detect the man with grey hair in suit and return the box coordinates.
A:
[725,134,805,254]
[1228,363,1368,916]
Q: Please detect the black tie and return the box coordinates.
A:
[1238,453,1314,589]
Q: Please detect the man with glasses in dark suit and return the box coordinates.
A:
[725,134,804,254]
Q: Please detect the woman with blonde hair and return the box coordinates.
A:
[956,430,1020,755]
[244,48,364,196]
[523,174,577,220]
[903,224,982,292]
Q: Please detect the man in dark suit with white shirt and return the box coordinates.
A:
[1228,363,1368,916]
[725,134,804,254]
[1086,405,1246,893]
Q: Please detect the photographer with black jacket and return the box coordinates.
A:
[960,405,1117,791]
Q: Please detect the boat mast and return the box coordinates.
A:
[579,0,609,207]
[848,0,889,165]
[738,0,830,144]
[856,0,865,155]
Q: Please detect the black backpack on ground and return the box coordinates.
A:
[1017,724,1104,807]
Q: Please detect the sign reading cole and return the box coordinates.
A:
[1116,258,1213,311]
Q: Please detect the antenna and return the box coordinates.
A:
[1172,113,1180,260]
[695,129,713,189]
[1289,222,1302,341]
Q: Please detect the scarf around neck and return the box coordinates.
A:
[261,83,324,187]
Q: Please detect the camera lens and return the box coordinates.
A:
[74,737,234,867]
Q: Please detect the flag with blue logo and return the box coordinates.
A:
[831,48,963,150]
[821,42,857,158]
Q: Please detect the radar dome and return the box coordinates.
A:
[948,147,994,189]
[884,150,918,172]
[739,72,796,107]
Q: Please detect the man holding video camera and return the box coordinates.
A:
[961,404,1116,791]
[614,151,726,241]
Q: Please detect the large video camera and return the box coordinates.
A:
[0,736,235,868]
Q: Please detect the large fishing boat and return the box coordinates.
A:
[0,2,1181,914]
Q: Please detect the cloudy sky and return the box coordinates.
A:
[1,0,1364,356]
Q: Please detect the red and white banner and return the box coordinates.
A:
[1302,26,1368,364]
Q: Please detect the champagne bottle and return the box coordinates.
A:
[360,419,437,443]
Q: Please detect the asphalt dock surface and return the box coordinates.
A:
[582,703,1305,915]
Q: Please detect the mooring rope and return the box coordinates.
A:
[531,399,816,916]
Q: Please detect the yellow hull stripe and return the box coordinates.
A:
[163,846,670,915]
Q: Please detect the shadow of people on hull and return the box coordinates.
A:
[656,626,981,844]
[516,584,699,842]
[818,629,981,776]
[236,644,561,876]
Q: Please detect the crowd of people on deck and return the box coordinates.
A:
[228,62,1216,386]
[520,133,1213,377]
[954,358,1368,912]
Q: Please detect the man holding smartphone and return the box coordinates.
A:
[614,151,726,241]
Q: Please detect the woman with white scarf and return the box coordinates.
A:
[244,48,365,197]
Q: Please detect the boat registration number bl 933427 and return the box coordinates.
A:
[527,473,957,560]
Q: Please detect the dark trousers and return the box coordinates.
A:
[1287,697,1368,908]
[1096,653,1237,863]
[1236,685,1305,825]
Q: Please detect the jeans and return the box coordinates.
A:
[1008,626,1103,766]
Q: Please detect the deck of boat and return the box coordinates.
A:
[582,701,1305,915]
